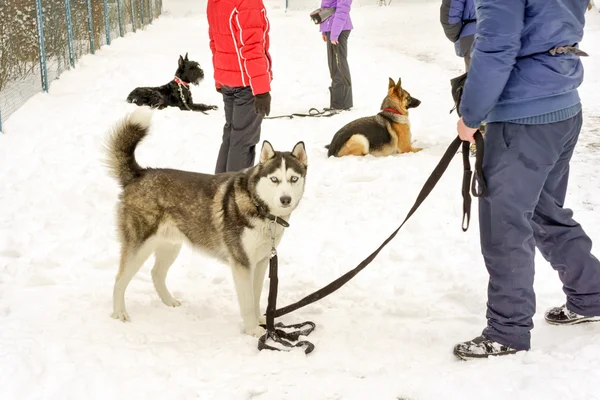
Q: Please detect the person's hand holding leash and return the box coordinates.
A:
[331,40,338,45]
[322,34,327,42]
[457,117,477,144]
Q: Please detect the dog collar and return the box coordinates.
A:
[173,77,190,87]
[382,107,406,116]
[257,206,290,228]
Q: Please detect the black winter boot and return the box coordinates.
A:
[545,304,600,325]
[453,335,521,360]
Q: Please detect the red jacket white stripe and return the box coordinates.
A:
[207,0,272,95]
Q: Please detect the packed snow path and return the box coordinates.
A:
[1,1,600,399]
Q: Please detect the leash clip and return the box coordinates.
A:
[267,219,277,258]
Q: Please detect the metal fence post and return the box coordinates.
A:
[131,0,137,32]
[34,0,49,92]
[140,0,145,26]
[103,0,111,45]
[86,0,96,54]
[117,0,124,37]
[64,0,76,68]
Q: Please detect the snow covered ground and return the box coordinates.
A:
[1,0,600,399]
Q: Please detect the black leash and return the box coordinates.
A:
[264,107,343,120]
[258,132,486,354]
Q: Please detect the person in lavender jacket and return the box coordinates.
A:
[319,0,353,110]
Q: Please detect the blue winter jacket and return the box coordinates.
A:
[460,0,588,128]
[440,0,477,43]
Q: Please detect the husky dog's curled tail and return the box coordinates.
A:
[105,107,153,187]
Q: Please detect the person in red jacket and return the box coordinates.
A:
[207,0,272,173]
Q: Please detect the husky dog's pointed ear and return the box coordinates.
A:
[178,55,184,67]
[388,77,395,89]
[259,140,276,164]
[291,141,308,167]
[184,52,189,61]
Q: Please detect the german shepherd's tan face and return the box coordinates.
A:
[384,77,421,115]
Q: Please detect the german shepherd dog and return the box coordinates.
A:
[105,108,308,337]
[126,53,218,113]
[326,78,422,157]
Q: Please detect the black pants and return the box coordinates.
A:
[214,86,263,173]
[479,112,600,350]
[326,30,353,110]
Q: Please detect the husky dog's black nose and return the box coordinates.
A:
[280,195,292,206]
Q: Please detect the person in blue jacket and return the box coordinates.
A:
[454,0,600,360]
[440,0,476,69]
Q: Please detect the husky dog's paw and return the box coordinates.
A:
[111,310,130,322]
[162,297,181,307]
[258,314,266,325]
[245,325,267,337]
[208,105,218,110]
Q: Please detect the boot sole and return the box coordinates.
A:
[453,347,521,360]
[544,316,600,326]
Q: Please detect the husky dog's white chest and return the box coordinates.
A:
[241,219,286,265]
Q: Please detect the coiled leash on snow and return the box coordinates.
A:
[257,219,316,353]
[258,132,486,354]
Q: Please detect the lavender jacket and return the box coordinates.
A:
[319,0,353,41]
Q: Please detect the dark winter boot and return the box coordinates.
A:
[544,304,600,325]
[453,335,521,360]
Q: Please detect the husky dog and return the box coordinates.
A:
[326,77,422,157]
[126,53,218,113]
[104,108,308,337]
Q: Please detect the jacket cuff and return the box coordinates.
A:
[250,74,271,96]
[464,118,482,129]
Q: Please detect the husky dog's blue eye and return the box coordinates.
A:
[270,177,279,183]
[290,176,299,183]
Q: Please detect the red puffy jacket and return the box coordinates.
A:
[207,0,272,95]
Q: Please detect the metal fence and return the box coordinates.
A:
[0,0,163,132]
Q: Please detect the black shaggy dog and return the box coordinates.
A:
[126,53,218,113]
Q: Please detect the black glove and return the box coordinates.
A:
[254,92,271,116]
[216,87,222,94]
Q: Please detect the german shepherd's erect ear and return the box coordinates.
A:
[388,77,404,94]
[388,77,396,90]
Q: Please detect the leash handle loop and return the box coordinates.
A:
[471,130,486,197]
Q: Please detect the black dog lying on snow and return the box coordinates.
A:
[126,53,218,113]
